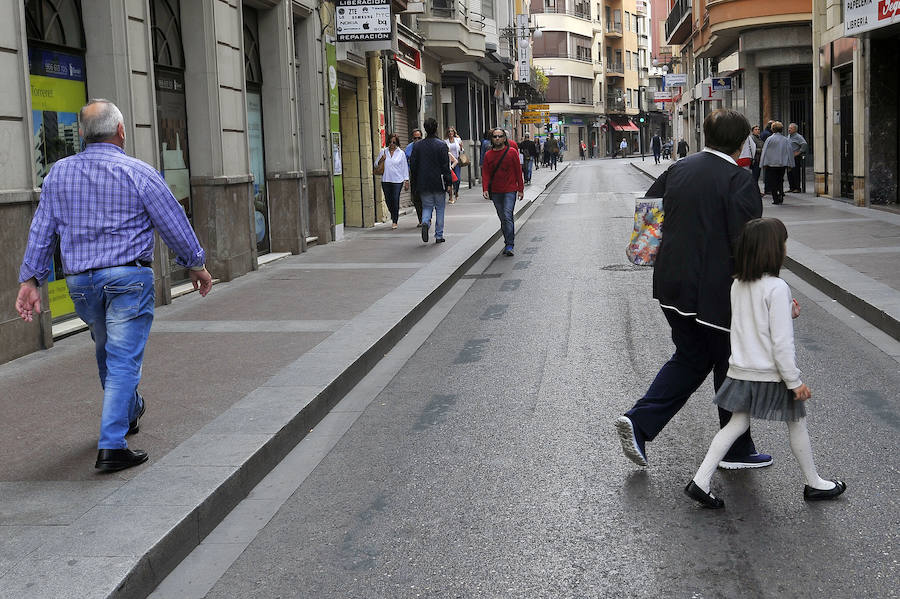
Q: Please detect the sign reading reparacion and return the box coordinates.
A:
[336,0,392,42]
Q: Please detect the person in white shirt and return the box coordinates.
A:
[445,127,462,204]
[685,217,846,508]
[375,132,410,229]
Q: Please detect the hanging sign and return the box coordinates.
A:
[663,73,687,88]
[335,0,392,42]
[711,77,732,91]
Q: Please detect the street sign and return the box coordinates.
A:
[711,77,732,91]
[652,90,673,102]
[521,118,550,124]
[528,104,550,110]
[522,111,547,117]
[663,73,687,88]
[511,97,528,109]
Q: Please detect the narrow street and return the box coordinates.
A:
[156,160,899,598]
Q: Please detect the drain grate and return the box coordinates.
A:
[601,264,648,272]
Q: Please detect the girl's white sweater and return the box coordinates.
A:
[727,275,803,389]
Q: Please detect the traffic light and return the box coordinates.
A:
[637,113,647,125]
[545,123,552,132]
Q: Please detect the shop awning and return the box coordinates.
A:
[610,119,639,131]
[396,61,426,86]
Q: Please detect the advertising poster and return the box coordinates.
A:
[29,48,87,320]
[327,41,344,231]
[335,0,391,42]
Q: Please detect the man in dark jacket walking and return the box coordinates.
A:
[409,117,452,243]
[651,133,662,164]
[615,109,771,471]
[518,133,537,184]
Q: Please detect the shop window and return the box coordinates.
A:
[25,0,86,321]
[151,0,193,283]
[244,6,270,254]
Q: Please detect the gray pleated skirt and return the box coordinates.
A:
[713,377,806,422]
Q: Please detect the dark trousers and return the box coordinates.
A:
[788,155,803,190]
[381,181,403,223]
[412,190,422,224]
[625,309,757,458]
[751,162,761,186]
[653,150,661,164]
[765,166,786,202]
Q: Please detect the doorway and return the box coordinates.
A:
[839,67,853,199]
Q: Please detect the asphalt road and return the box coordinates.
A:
[181,160,899,598]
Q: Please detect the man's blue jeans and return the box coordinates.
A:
[523,158,533,182]
[490,191,517,248]
[67,266,154,449]
[420,191,446,239]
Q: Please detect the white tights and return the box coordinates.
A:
[692,413,834,493]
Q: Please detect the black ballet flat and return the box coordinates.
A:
[804,479,847,501]
[684,480,725,509]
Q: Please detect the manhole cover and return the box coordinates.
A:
[601,264,647,272]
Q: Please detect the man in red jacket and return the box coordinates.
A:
[482,128,524,256]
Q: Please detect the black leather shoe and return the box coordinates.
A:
[684,480,725,509]
[127,398,146,436]
[95,448,149,472]
[804,479,846,501]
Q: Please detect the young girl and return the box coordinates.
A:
[684,217,846,509]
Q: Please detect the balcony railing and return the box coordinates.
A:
[665,0,691,41]
[605,22,623,34]
[606,93,625,109]
[532,5,591,19]
[606,61,624,74]
[429,0,485,29]
[546,95,593,105]
[533,50,593,63]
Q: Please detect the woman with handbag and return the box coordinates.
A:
[482,128,524,257]
[374,133,409,229]
[445,127,462,204]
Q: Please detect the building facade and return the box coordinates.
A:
[813,0,899,207]
[2,0,521,366]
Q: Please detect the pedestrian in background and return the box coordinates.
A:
[685,218,846,509]
[651,133,662,165]
[445,127,462,204]
[375,132,409,230]
[676,137,689,159]
[759,120,774,195]
[750,125,764,190]
[405,128,423,226]
[619,137,628,158]
[15,99,212,472]
[518,133,537,185]
[579,139,586,160]
[787,123,808,192]
[615,108,769,471]
[409,117,452,243]
[482,128,524,257]
[760,121,794,205]
[479,130,491,169]
[547,134,560,170]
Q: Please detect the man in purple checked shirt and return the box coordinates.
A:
[16,99,213,472]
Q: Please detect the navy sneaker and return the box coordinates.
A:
[421,222,429,243]
[502,245,514,256]
[615,415,647,467]
[718,452,774,470]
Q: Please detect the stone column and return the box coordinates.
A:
[258,1,306,254]
[0,3,51,362]
[181,0,254,281]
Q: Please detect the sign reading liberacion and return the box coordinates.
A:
[336,0,392,42]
